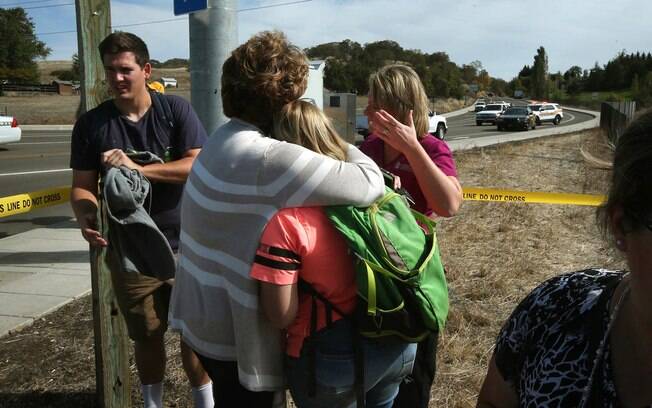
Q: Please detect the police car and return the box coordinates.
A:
[528,102,564,125]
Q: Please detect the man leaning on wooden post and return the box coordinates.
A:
[69,31,213,408]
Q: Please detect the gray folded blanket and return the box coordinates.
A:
[102,166,176,280]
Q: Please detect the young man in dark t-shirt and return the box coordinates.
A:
[70,32,212,408]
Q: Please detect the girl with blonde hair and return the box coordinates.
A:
[251,99,417,408]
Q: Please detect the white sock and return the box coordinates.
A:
[141,382,163,408]
[192,382,214,408]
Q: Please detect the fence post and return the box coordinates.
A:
[75,1,131,407]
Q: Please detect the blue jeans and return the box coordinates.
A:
[286,319,417,408]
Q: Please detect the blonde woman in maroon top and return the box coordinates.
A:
[360,64,462,408]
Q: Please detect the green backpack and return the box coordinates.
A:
[298,187,449,406]
[324,187,449,341]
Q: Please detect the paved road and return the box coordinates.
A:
[444,99,596,142]
[0,129,74,238]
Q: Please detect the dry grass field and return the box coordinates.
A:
[430,129,623,406]
[0,129,623,407]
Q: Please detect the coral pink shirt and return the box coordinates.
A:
[250,207,357,358]
[360,134,458,216]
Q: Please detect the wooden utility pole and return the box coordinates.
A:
[76,0,112,112]
[75,1,131,407]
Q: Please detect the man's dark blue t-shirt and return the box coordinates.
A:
[70,94,208,250]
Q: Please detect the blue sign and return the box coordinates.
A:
[174,0,208,15]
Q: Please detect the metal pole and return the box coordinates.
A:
[189,0,238,136]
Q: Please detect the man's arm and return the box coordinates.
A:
[101,147,201,184]
[71,169,107,247]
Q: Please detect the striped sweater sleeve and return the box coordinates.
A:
[259,140,384,208]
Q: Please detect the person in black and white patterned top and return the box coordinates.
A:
[477,111,652,408]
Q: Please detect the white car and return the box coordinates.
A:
[528,103,564,125]
[0,115,21,145]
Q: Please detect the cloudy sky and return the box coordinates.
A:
[11,0,652,80]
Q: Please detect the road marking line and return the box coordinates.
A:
[0,169,71,177]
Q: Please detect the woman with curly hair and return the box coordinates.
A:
[168,31,385,407]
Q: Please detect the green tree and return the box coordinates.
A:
[586,62,604,91]
[324,59,353,92]
[0,8,51,83]
[631,73,640,95]
[460,63,478,83]
[633,72,652,107]
[478,69,491,90]
[490,78,508,96]
[563,65,583,81]
[604,57,625,90]
[305,39,481,100]
[530,46,548,99]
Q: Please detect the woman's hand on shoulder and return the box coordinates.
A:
[369,109,419,154]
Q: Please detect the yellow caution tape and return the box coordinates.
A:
[0,186,71,218]
[462,187,605,206]
[0,185,607,220]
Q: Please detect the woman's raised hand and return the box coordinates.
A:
[369,109,419,154]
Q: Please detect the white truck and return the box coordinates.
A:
[428,111,448,139]
[159,77,178,88]
[476,102,509,125]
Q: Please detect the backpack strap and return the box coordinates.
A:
[297,279,347,317]
[149,90,175,130]
[353,333,366,408]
